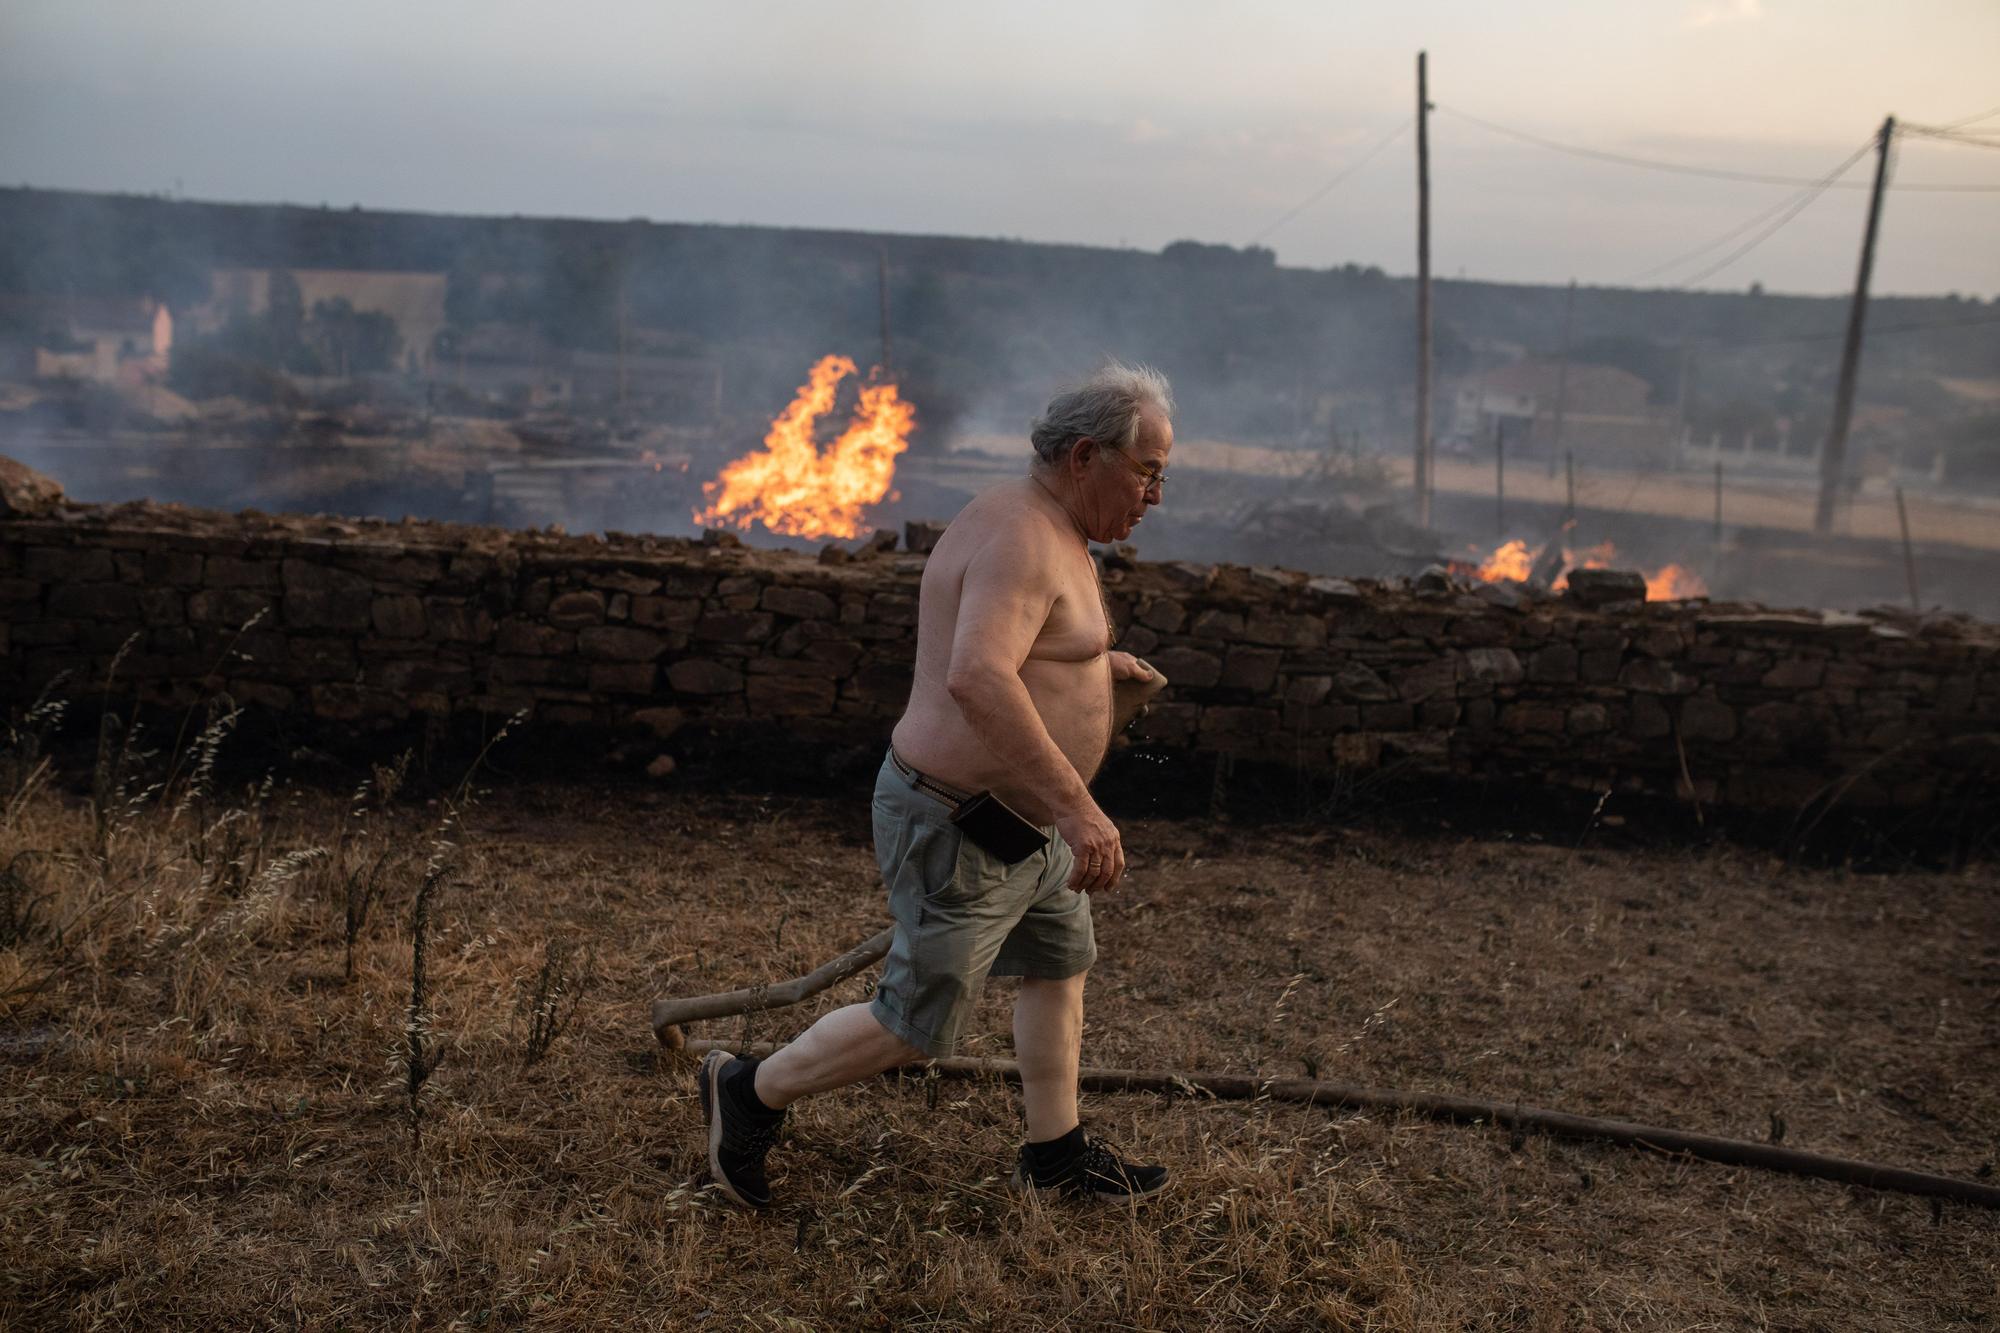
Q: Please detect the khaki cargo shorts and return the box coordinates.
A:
[868,751,1096,1059]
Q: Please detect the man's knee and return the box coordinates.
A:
[880,1028,928,1067]
[863,999,942,1067]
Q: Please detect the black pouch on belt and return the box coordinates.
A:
[951,791,1048,865]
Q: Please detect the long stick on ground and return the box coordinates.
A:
[683,1037,2000,1210]
[651,927,894,1049]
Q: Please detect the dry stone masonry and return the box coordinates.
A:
[3,479,1996,812]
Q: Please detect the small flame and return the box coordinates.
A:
[1645,563,1708,601]
[1550,541,1617,591]
[1476,539,1535,582]
[693,355,914,540]
[1452,538,1708,601]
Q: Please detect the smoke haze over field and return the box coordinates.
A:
[3,3,1999,618]
[4,1,1998,296]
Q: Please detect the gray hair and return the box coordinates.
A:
[1029,361,1175,467]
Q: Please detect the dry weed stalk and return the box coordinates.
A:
[1,688,66,830]
[333,751,411,982]
[518,935,594,1066]
[0,851,51,949]
[187,845,327,952]
[3,661,334,1033]
[403,710,526,1145]
[0,851,62,1017]
[87,633,162,866]
[166,701,248,871]
[341,845,401,983]
[404,809,456,1146]
[158,606,267,784]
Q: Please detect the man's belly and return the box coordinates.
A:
[891,657,1112,825]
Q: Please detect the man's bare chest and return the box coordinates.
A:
[1031,565,1113,663]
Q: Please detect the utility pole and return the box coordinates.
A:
[1414,50,1433,528]
[616,278,630,417]
[1675,342,1694,458]
[1493,419,1506,535]
[1895,486,1920,609]
[1549,278,1574,478]
[1814,115,1895,535]
[877,247,894,377]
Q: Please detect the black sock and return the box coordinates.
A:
[1026,1124,1085,1170]
[726,1058,784,1119]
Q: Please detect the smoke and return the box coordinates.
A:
[2,185,1998,616]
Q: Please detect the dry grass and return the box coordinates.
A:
[0,738,1995,1330]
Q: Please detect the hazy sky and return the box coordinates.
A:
[5,1,1998,296]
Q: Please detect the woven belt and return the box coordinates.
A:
[887,748,974,810]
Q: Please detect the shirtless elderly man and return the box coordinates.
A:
[699,362,1175,1208]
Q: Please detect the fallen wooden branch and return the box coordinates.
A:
[683,1038,2000,1211]
[650,927,894,1050]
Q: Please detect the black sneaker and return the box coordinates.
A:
[1010,1129,1169,1202]
[698,1050,784,1209]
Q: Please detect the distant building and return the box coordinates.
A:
[439,321,722,423]
[0,293,172,384]
[1679,416,1821,478]
[1451,360,1678,468]
[193,268,448,371]
[567,349,721,421]
[447,321,573,409]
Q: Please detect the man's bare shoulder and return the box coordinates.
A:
[937,481,1062,567]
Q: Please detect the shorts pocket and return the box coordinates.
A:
[909,820,977,906]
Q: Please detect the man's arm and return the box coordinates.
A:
[942,530,1124,892]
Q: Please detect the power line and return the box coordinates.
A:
[1249,118,1413,245]
[1699,310,2000,349]
[1436,103,2000,192]
[1899,123,2000,153]
[1671,140,1878,288]
[1626,138,1875,285]
[1939,102,2000,130]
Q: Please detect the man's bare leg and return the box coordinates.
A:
[752,1003,924,1109]
[1013,971,1086,1142]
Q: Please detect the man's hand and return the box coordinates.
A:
[1109,651,1168,735]
[1056,802,1124,893]
[1108,651,1154,683]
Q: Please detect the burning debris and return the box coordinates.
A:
[693,355,914,541]
[1226,500,1709,605]
[1449,536,1709,602]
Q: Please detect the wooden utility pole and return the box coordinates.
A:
[1493,419,1506,535]
[1549,278,1574,478]
[1675,342,1694,444]
[1814,116,1895,535]
[1895,486,1921,609]
[1414,50,1433,528]
[1713,461,1724,545]
[616,279,630,416]
[877,247,894,377]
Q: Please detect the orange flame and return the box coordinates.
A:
[1645,563,1708,601]
[693,355,914,540]
[1476,539,1535,582]
[1453,538,1708,601]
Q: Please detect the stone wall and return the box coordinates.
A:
[3,495,1996,811]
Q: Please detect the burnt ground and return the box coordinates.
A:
[0,768,1994,1330]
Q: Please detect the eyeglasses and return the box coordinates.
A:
[1101,443,1169,494]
